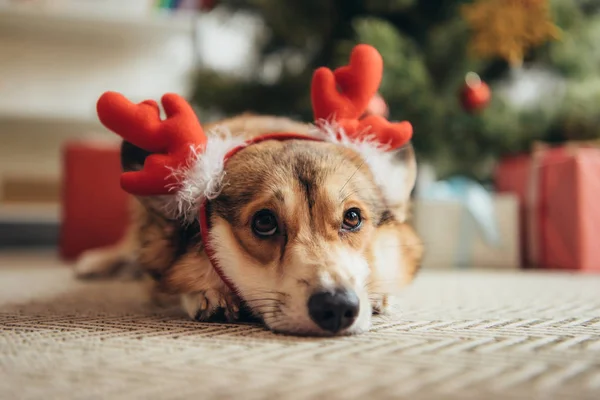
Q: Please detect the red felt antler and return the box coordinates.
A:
[97,92,206,196]
[311,44,413,150]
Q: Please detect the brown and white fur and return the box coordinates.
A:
[75,114,423,336]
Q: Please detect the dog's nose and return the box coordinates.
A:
[308,289,360,333]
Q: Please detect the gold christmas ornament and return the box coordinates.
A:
[462,0,561,66]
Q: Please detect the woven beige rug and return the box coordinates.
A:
[1,255,599,400]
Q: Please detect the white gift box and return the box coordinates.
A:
[411,194,521,269]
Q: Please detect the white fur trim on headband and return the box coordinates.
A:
[161,121,413,223]
[164,127,246,223]
[309,120,414,209]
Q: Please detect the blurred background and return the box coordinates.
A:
[1,0,599,273]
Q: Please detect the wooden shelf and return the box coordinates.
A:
[0,4,197,42]
[0,203,60,224]
[0,109,97,125]
[0,203,60,248]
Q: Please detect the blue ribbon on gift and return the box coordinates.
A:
[419,176,501,267]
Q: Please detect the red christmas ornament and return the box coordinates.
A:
[199,0,217,11]
[460,72,491,112]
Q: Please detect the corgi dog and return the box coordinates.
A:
[75,45,423,336]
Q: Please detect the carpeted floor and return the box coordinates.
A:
[1,253,599,400]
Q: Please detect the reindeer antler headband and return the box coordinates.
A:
[97,44,413,293]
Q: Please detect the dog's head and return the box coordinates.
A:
[207,135,420,335]
[98,44,423,336]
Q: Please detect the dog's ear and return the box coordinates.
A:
[377,142,417,223]
[120,140,150,173]
[120,140,176,217]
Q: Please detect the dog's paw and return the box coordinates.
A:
[371,294,391,315]
[75,248,140,280]
[182,290,240,322]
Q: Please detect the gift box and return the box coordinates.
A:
[495,143,600,272]
[412,177,520,270]
[59,140,130,261]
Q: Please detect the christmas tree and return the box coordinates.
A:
[191,0,600,180]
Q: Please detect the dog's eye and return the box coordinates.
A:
[252,210,278,237]
[342,208,362,231]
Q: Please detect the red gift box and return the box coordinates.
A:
[59,140,130,261]
[495,144,600,272]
